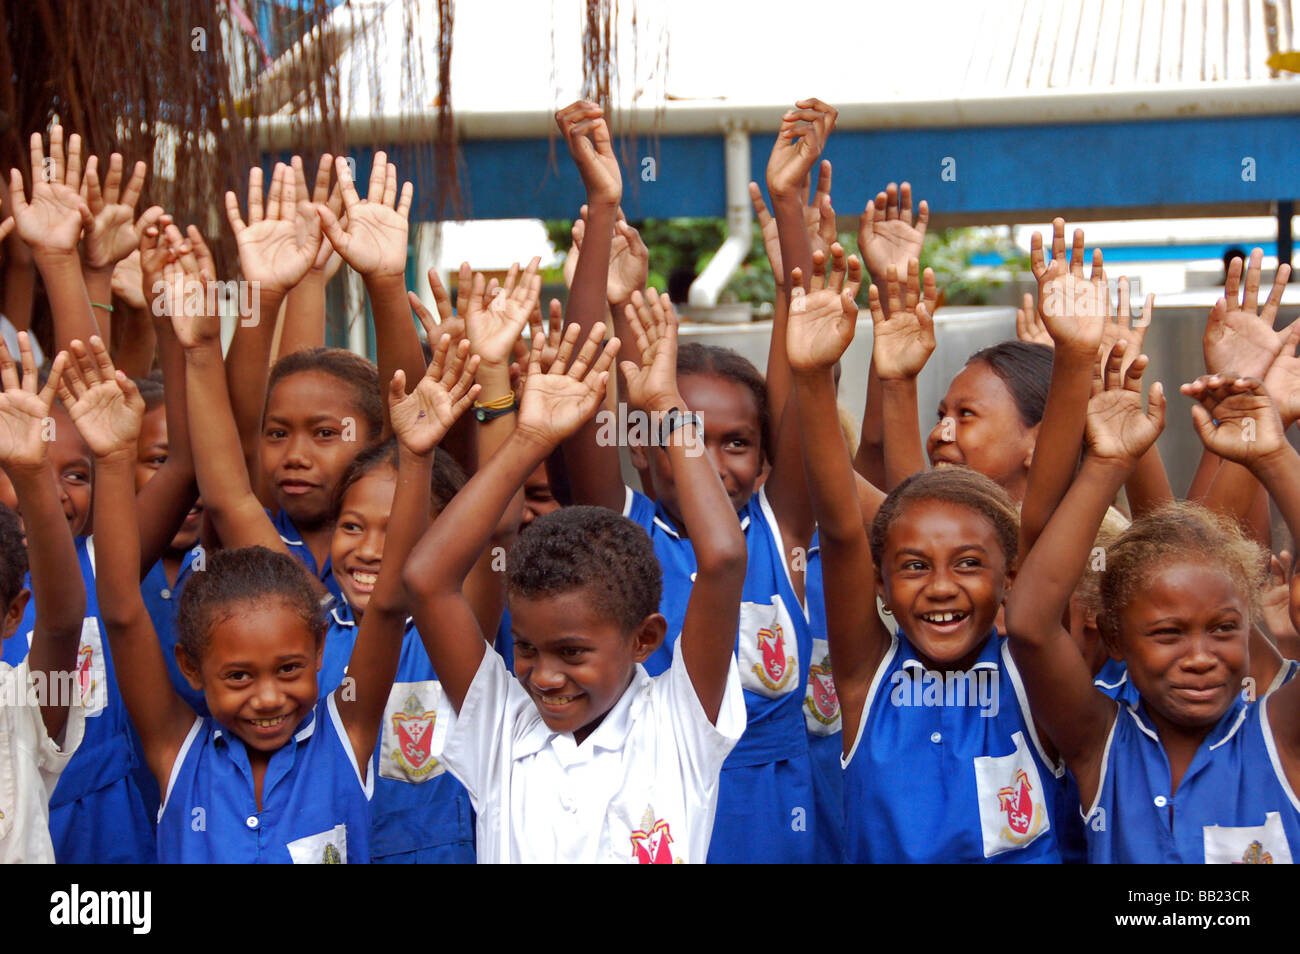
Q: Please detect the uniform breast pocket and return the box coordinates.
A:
[1203,812,1294,864]
[972,731,1051,858]
[76,618,108,717]
[803,637,840,736]
[379,681,448,783]
[286,824,348,864]
[737,597,800,699]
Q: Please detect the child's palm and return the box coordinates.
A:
[84,202,140,269]
[68,379,142,458]
[0,390,53,468]
[860,220,924,281]
[788,289,855,372]
[332,203,407,276]
[1205,305,1283,380]
[237,219,317,291]
[871,306,934,380]
[519,373,600,445]
[468,294,530,366]
[1194,389,1285,464]
[1039,268,1106,354]
[1085,390,1159,462]
[18,181,87,252]
[390,378,459,455]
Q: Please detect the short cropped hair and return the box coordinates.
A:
[0,503,28,608]
[266,347,382,441]
[507,506,661,634]
[1097,501,1265,645]
[869,467,1020,570]
[175,546,327,665]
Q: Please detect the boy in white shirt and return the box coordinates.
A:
[404,295,748,863]
[0,337,86,863]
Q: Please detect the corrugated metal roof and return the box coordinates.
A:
[962,0,1297,90]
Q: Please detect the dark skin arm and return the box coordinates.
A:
[404,323,621,711]
[1005,347,1166,808]
[60,337,194,787]
[279,156,341,357]
[785,252,887,753]
[0,336,81,740]
[554,102,626,514]
[338,336,479,776]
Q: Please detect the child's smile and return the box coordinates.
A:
[331,469,396,614]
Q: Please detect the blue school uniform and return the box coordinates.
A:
[157,694,373,863]
[2,536,156,863]
[272,508,343,601]
[801,538,845,863]
[367,621,476,863]
[842,629,1065,863]
[1085,693,1300,863]
[318,600,362,699]
[624,486,816,863]
[142,548,206,715]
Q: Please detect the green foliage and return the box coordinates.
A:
[543,219,1026,309]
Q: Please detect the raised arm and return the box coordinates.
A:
[0,336,81,739]
[1006,345,1165,806]
[59,336,194,783]
[339,334,479,771]
[317,152,427,436]
[786,252,889,750]
[622,291,747,721]
[223,162,323,469]
[8,126,98,350]
[869,260,938,491]
[404,323,619,711]
[553,102,626,512]
[280,155,342,356]
[854,182,929,486]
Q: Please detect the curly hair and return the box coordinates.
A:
[133,375,166,413]
[507,506,661,634]
[676,343,771,461]
[966,340,1054,428]
[175,546,328,665]
[0,503,28,609]
[333,437,469,519]
[1096,501,1266,645]
[266,347,382,441]
[869,468,1020,570]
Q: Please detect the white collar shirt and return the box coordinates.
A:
[0,658,86,863]
[440,638,744,863]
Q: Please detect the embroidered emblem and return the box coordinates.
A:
[631,807,681,864]
[997,769,1045,843]
[753,623,794,691]
[76,643,96,706]
[391,694,439,778]
[805,654,839,724]
[322,843,342,864]
[1237,840,1274,864]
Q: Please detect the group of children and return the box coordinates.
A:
[3,94,1300,864]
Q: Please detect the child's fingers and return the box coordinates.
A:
[312,153,333,204]
[224,190,246,235]
[922,268,938,311]
[1069,228,1086,277]
[103,154,124,204]
[64,132,83,191]
[1050,217,1066,264]
[904,258,920,310]
[749,182,772,226]
[39,351,67,410]
[885,264,903,315]
[408,293,440,347]
[552,322,583,372]
[1263,263,1291,325]
[1224,254,1243,307]
[388,368,408,409]
[624,297,651,356]
[69,339,102,387]
[16,331,37,392]
[1146,380,1167,430]
[844,255,863,302]
[1123,352,1150,391]
[335,155,360,212]
[186,225,216,282]
[1243,248,1263,312]
[566,322,608,379]
[1091,247,1105,285]
[455,262,473,315]
[587,336,621,386]
[867,284,885,325]
[367,151,388,203]
[526,332,545,379]
[28,132,46,186]
[88,335,117,382]
[83,155,104,212]
[813,160,833,209]
[547,301,563,345]
[916,199,930,232]
[0,333,18,392]
[1103,340,1126,390]
[427,267,453,318]
[883,183,899,220]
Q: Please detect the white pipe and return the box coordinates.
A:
[254,81,1300,149]
[688,125,751,308]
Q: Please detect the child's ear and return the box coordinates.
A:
[175,644,204,691]
[315,639,325,672]
[874,568,890,615]
[1022,423,1041,470]
[630,612,667,663]
[3,588,30,641]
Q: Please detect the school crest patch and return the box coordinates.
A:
[973,731,1050,857]
[75,618,107,716]
[631,807,682,864]
[287,824,348,864]
[803,640,841,735]
[380,681,448,783]
[737,597,799,698]
[1204,812,1294,864]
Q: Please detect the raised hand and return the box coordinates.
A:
[786,243,863,374]
[516,322,620,448]
[1084,343,1165,466]
[867,258,936,381]
[111,250,147,311]
[1182,373,1288,468]
[80,152,164,270]
[302,154,344,275]
[0,333,65,471]
[56,336,144,462]
[1033,219,1110,358]
[389,334,480,457]
[8,125,95,255]
[556,102,622,207]
[766,99,837,199]
[857,181,929,282]
[464,258,542,369]
[620,288,682,410]
[1015,292,1052,346]
[1263,318,1300,427]
[158,224,220,348]
[1261,551,1299,645]
[225,161,324,293]
[562,206,648,304]
[750,163,836,285]
[315,153,412,279]
[409,263,471,349]
[1203,248,1293,380]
